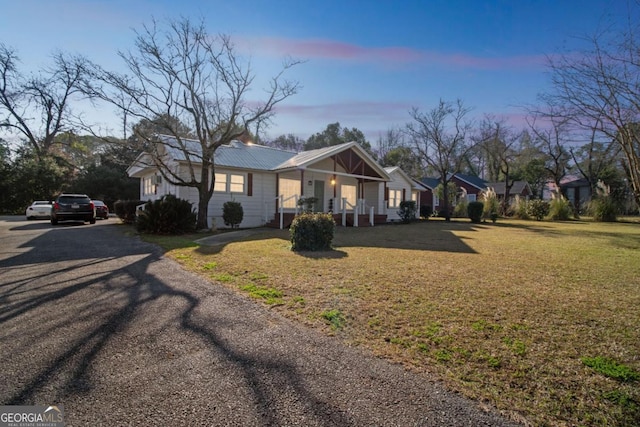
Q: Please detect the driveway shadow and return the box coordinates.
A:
[0,222,355,425]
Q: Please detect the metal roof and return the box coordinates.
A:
[158,135,296,170]
[156,136,390,180]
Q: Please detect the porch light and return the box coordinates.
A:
[308,180,313,186]
[330,177,336,186]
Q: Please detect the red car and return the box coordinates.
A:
[93,200,109,219]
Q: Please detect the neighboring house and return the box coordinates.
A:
[559,176,592,211]
[418,177,440,216]
[452,174,488,202]
[383,167,427,221]
[127,136,418,228]
[419,173,488,213]
[485,181,532,203]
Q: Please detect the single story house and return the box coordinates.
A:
[419,173,488,214]
[383,167,427,221]
[127,136,423,228]
[419,174,531,214]
[485,181,532,203]
[418,177,440,216]
[558,176,592,211]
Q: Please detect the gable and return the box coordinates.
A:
[275,142,390,182]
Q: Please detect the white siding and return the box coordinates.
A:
[385,170,414,221]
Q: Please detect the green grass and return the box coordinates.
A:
[240,283,283,305]
[582,356,639,382]
[321,309,346,330]
[150,218,640,426]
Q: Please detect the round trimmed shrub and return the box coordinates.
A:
[223,200,244,228]
[290,213,335,251]
[398,200,417,223]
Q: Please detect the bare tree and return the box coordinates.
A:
[545,5,640,207]
[85,18,300,229]
[570,122,622,192]
[406,99,474,221]
[265,133,305,152]
[526,112,572,193]
[476,117,523,215]
[0,44,87,160]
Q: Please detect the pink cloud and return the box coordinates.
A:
[242,36,547,70]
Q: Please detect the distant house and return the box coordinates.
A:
[452,174,488,202]
[419,173,488,214]
[485,181,532,203]
[559,176,592,211]
[127,135,422,228]
[384,167,427,221]
[418,177,440,216]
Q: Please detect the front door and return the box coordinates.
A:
[314,180,325,212]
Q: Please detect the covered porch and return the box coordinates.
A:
[266,142,392,228]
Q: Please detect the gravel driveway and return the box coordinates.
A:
[0,216,521,426]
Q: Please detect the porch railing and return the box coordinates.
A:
[270,194,299,229]
[336,198,374,227]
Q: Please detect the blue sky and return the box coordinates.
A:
[0,0,633,143]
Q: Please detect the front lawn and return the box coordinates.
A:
[151,219,640,426]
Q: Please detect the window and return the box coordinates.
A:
[229,174,245,193]
[467,194,477,202]
[214,173,227,192]
[279,178,299,208]
[388,189,402,208]
[143,177,156,196]
[340,184,357,209]
[214,173,245,194]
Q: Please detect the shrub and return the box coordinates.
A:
[548,193,573,220]
[467,201,484,223]
[420,205,432,218]
[135,195,197,234]
[587,181,618,222]
[512,195,530,220]
[587,197,618,222]
[290,213,335,251]
[223,200,244,228]
[398,200,417,223]
[453,200,468,218]
[482,188,500,221]
[114,199,143,224]
[527,199,550,221]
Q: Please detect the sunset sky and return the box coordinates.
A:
[0,0,633,143]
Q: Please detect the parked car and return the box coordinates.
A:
[26,201,52,220]
[93,200,109,219]
[51,194,96,225]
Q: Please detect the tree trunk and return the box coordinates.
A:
[197,191,210,230]
[442,181,451,222]
[196,160,214,230]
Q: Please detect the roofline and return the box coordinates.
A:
[453,173,487,190]
[276,141,391,180]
